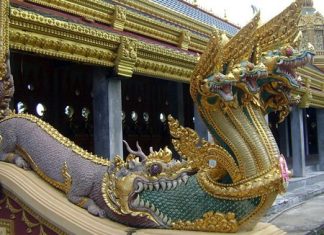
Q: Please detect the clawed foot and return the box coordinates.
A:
[87,202,106,218]
[14,156,30,170]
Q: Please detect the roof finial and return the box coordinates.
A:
[224,9,227,21]
[251,5,258,15]
[302,0,313,7]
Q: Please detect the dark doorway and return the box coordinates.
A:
[121,76,194,155]
[11,52,94,152]
[305,108,318,155]
[10,52,195,157]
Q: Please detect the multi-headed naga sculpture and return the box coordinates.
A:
[0,0,315,233]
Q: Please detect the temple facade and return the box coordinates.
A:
[1,0,324,176]
[4,0,240,158]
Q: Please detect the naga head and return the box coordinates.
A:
[259,42,315,121]
[101,117,284,233]
[102,141,197,228]
[261,44,315,89]
[199,72,236,102]
[232,61,268,94]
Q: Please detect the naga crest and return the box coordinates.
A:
[99,0,313,233]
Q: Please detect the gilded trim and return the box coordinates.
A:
[114,0,237,37]
[0,113,109,166]
[76,198,89,208]
[62,162,72,194]
[0,0,9,80]
[10,29,116,67]
[15,144,72,194]
[197,167,282,200]
[113,5,126,31]
[22,0,212,52]
[0,219,14,235]
[1,189,67,235]
[168,115,242,182]
[115,36,137,77]
[9,7,197,83]
[171,212,238,233]
[25,0,114,25]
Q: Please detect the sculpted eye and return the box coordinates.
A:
[149,163,162,176]
[285,47,293,57]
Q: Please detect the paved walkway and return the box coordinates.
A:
[269,194,324,235]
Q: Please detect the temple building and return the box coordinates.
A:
[269,0,324,176]
[3,0,324,176]
[2,0,324,234]
[6,0,239,158]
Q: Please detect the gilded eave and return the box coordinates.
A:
[8,5,197,82]
[112,0,237,38]
[18,0,214,53]
[296,66,324,108]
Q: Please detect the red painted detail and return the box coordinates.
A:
[0,190,62,235]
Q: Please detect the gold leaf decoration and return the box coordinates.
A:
[255,0,303,54]
[172,212,238,233]
[168,115,242,182]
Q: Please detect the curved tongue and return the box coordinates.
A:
[249,77,257,88]
[223,84,232,93]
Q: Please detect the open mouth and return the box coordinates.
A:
[245,70,268,92]
[209,82,234,101]
[130,173,263,228]
[130,173,190,226]
[276,52,314,86]
[247,76,258,92]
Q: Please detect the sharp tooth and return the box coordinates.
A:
[172,180,177,189]
[133,195,140,207]
[155,209,160,216]
[144,183,148,190]
[167,218,172,225]
[139,199,145,207]
[182,175,189,184]
[154,182,160,190]
[137,182,144,192]
[145,200,150,208]
[160,181,166,191]
[150,203,155,211]
[167,182,172,190]
[148,184,153,191]
[163,215,168,223]
[177,178,183,186]
[159,212,164,220]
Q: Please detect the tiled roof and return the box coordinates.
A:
[151,0,239,36]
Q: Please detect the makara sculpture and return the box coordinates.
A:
[0,0,315,232]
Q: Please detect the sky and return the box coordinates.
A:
[195,0,324,27]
